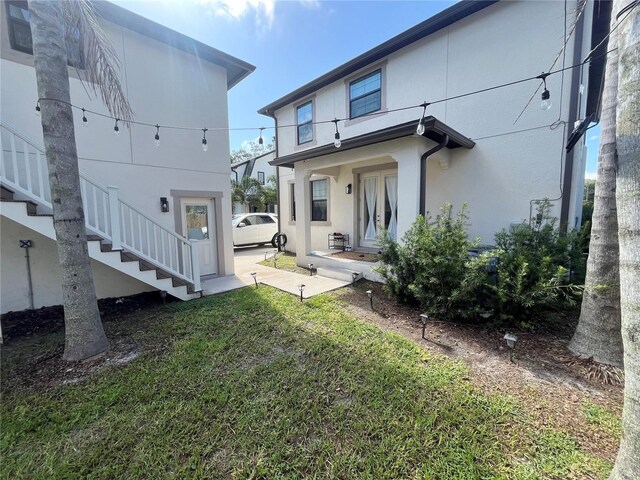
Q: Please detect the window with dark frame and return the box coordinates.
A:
[310,179,327,222]
[5,0,85,68]
[290,183,296,222]
[296,101,313,144]
[257,171,265,185]
[349,69,382,119]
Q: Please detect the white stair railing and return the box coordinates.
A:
[0,122,201,292]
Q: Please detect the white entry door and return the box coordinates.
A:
[181,198,217,276]
[359,170,398,248]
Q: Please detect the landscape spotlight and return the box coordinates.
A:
[250,272,258,288]
[160,290,167,305]
[420,313,429,339]
[264,251,269,261]
[503,333,518,363]
[273,250,278,268]
[308,263,314,276]
[351,272,359,286]
[298,284,305,302]
[366,289,374,310]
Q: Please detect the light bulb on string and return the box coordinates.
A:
[82,108,88,127]
[201,128,208,152]
[154,124,160,147]
[537,72,552,111]
[332,118,341,148]
[35,101,41,116]
[258,127,265,149]
[416,102,429,135]
[113,118,120,135]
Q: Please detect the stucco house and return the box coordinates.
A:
[230,149,277,214]
[0,1,254,313]
[259,0,609,279]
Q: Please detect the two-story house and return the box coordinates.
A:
[259,0,609,277]
[0,1,255,313]
[230,149,277,214]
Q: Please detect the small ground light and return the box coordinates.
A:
[250,272,258,288]
[308,263,314,276]
[420,313,429,339]
[264,251,269,261]
[160,290,167,305]
[273,250,278,268]
[503,333,518,363]
[366,290,374,310]
[351,272,358,286]
[298,284,305,302]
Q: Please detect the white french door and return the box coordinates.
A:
[181,198,218,276]
[359,170,398,248]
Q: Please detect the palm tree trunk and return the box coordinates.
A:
[569,6,623,367]
[609,1,640,478]
[29,0,109,361]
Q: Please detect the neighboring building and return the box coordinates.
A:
[230,150,277,214]
[0,1,254,313]
[260,0,608,278]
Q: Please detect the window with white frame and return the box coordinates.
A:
[290,183,296,222]
[311,179,327,222]
[257,171,265,185]
[349,69,382,119]
[297,101,313,144]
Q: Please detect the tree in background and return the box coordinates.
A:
[231,176,264,212]
[230,139,274,164]
[29,0,132,361]
[581,178,595,227]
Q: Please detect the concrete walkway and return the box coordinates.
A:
[201,247,351,299]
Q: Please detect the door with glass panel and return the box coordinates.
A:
[181,198,217,276]
[359,170,398,248]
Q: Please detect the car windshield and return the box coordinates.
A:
[232,215,244,226]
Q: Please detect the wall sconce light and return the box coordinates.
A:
[503,333,518,362]
[345,184,352,195]
[298,284,305,302]
[366,289,374,310]
[160,197,169,213]
[420,313,429,339]
[250,272,258,288]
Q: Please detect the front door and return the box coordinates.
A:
[359,170,398,248]
[181,198,217,276]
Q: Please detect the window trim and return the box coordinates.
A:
[296,100,313,145]
[293,95,317,150]
[310,177,329,223]
[343,61,387,127]
[257,171,265,185]
[289,181,296,224]
[349,69,382,119]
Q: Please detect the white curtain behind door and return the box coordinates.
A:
[386,175,398,239]
[364,177,377,240]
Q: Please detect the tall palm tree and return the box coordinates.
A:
[609,1,640,477]
[231,176,263,212]
[28,0,132,361]
[569,4,623,367]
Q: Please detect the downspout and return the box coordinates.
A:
[264,109,281,237]
[559,4,585,231]
[419,134,449,217]
[231,167,238,183]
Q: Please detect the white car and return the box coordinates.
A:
[232,213,279,247]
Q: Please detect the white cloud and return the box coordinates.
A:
[200,0,276,29]
[585,171,597,180]
[587,134,599,142]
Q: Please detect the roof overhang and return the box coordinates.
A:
[94,2,255,90]
[258,0,498,116]
[269,116,475,168]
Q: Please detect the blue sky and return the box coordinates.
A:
[116,0,599,177]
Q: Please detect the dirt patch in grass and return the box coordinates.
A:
[334,281,623,463]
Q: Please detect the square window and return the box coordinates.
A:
[311,179,327,222]
[297,101,313,144]
[349,70,382,119]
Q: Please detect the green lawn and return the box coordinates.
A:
[259,251,309,275]
[1,287,611,479]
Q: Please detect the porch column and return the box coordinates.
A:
[294,166,313,257]
[393,146,422,243]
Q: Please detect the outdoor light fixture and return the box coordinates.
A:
[366,289,374,310]
[264,250,269,261]
[308,263,314,276]
[332,118,341,148]
[160,290,167,305]
[420,313,429,339]
[537,72,552,111]
[160,197,169,213]
[416,102,429,135]
[250,272,258,288]
[201,128,208,151]
[298,284,305,302]
[273,249,278,268]
[35,101,41,116]
[351,272,359,286]
[258,127,265,147]
[345,183,352,195]
[81,108,88,127]
[503,333,518,363]
[113,118,120,135]
[154,124,160,147]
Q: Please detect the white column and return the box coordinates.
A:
[294,166,313,258]
[393,145,422,243]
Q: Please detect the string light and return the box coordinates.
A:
[113,118,120,135]
[82,108,88,127]
[258,127,265,147]
[154,124,160,147]
[537,72,552,111]
[332,118,341,148]
[201,128,208,152]
[35,101,41,116]
[416,101,429,135]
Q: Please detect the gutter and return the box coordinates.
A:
[419,134,449,217]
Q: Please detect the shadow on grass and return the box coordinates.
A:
[1,286,611,479]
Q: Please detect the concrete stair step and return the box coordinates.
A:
[316,266,361,283]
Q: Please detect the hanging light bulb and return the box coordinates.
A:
[416,102,429,135]
[258,127,265,149]
[332,118,341,148]
[113,118,120,135]
[537,72,552,111]
[82,108,88,127]
[201,128,208,152]
[154,124,160,147]
[35,101,41,116]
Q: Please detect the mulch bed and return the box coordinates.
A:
[330,251,380,262]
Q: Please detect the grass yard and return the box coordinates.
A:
[258,251,309,275]
[1,286,616,479]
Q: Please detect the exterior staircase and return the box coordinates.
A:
[0,122,201,301]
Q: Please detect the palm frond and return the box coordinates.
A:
[61,0,133,122]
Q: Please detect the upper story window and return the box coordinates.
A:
[5,1,85,68]
[297,101,313,144]
[349,69,381,119]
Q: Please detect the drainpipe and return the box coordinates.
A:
[419,134,449,217]
[264,109,281,237]
[231,167,238,183]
